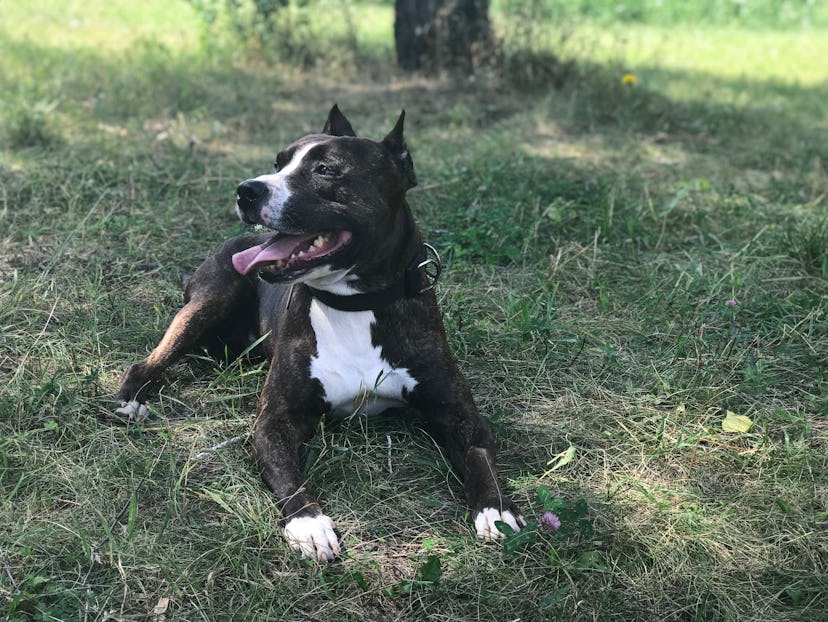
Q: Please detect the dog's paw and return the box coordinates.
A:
[474,507,525,540]
[114,400,150,423]
[283,514,340,563]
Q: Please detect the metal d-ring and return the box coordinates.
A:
[417,243,442,293]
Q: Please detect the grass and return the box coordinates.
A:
[1,0,827,620]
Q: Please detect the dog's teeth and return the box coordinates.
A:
[274,260,284,268]
[313,235,326,248]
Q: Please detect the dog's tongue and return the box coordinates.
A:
[231,234,314,275]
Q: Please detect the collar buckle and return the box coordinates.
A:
[414,243,442,294]
[404,242,442,297]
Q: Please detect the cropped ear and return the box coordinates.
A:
[322,104,357,137]
[382,110,417,190]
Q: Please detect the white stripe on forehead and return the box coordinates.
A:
[279,140,321,176]
[249,141,321,227]
[253,140,321,184]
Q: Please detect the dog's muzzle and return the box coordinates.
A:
[236,179,269,223]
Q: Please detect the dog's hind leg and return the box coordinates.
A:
[116,236,261,420]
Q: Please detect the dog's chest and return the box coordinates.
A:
[308,300,417,415]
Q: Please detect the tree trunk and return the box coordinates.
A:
[394,0,492,72]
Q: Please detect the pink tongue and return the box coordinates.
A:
[232,235,314,275]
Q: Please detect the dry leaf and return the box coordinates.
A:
[153,597,170,616]
[546,444,576,471]
[722,410,753,433]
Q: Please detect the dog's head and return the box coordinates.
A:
[231,105,417,290]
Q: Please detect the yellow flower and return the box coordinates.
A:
[621,73,637,86]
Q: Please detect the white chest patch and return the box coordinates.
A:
[308,300,418,415]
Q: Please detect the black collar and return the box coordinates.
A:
[306,243,442,312]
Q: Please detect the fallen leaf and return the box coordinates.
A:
[546,444,576,471]
[418,555,442,583]
[722,410,753,433]
[153,597,170,616]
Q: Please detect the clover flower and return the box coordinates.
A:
[725,299,737,308]
[539,511,561,532]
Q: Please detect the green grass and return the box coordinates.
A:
[2,1,827,620]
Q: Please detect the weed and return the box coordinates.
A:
[2,102,64,149]
[187,0,365,67]
[784,214,828,278]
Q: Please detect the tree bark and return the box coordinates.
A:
[394,0,492,72]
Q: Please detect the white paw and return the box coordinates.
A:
[474,507,523,539]
[115,400,150,422]
[283,514,340,562]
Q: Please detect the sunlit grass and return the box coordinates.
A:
[0,0,200,51]
[539,19,827,83]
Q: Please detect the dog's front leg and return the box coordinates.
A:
[254,365,339,562]
[116,237,259,420]
[116,296,223,420]
[417,382,525,540]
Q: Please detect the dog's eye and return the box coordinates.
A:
[314,164,336,176]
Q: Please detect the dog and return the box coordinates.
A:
[116,105,524,562]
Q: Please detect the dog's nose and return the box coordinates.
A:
[236,180,269,222]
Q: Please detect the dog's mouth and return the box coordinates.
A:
[231,230,353,277]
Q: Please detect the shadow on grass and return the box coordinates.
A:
[3,33,825,267]
[3,32,827,159]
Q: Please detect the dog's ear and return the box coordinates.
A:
[382,110,417,190]
[322,104,357,137]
